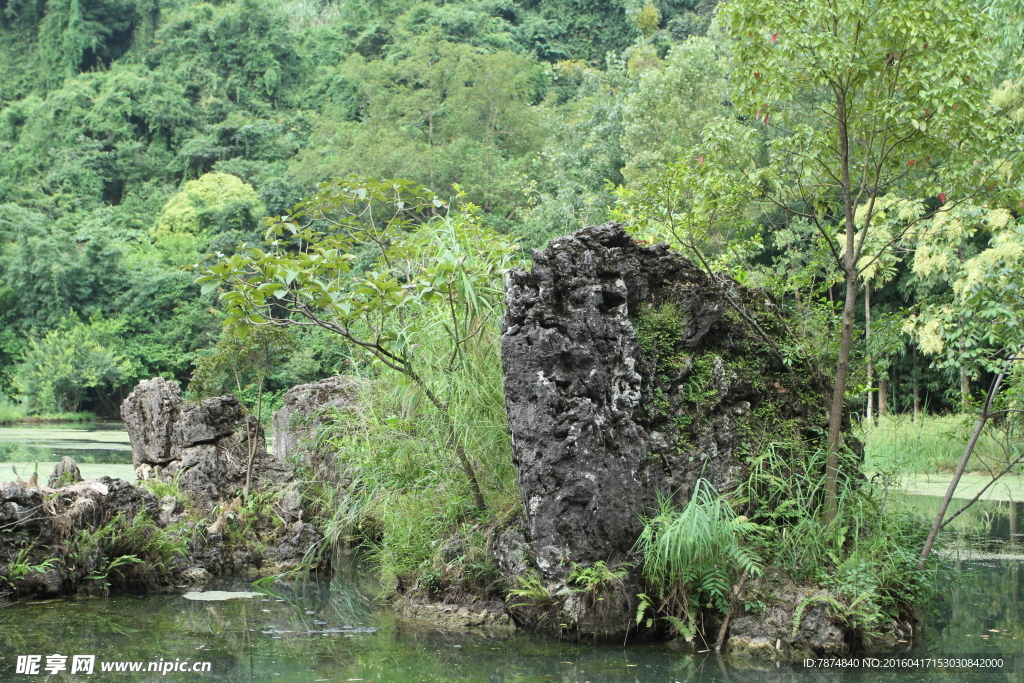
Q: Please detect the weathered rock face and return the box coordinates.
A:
[500,223,831,640]
[122,378,290,510]
[271,376,361,461]
[724,580,850,661]
[0,475,164,598]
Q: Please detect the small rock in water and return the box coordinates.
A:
[182,590,262,601]
[48,457,82,489]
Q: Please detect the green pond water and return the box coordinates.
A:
[0,423,135,482]
[3,425,1024,681]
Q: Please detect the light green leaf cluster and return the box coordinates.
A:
[905,202,1024,369]
[153,173,265,238]
[715,0,1012,241]
[13,316,132,414]
[619,37,728,185]
[635,479,761,636]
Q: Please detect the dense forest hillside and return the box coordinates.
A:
[0,0,719,414]
[3,0,1024,649]
[1,0,1021,422]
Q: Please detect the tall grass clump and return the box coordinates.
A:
[303,325,518,597]
[863,414,1010,474]
[736,445,938,639]
[0,394,26,424]
[635,479,762,639]
[299,211,523,599]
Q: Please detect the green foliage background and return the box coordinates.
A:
[0,0,724,412]
[0,0,1017,423]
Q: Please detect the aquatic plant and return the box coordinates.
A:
[634,479,762,639]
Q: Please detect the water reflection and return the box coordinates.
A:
[3,561,1024,682]
[900,495,1024,558]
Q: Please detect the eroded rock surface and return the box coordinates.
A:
[500,223,832,641]
[724,582,850,661]
[391,596,516,632]
[48,456,82,488]
[0,474,164,598]
[1,447,324,599]
[271,376,361,461]
[122,378,291,510]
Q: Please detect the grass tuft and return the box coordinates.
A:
[862,414,1011,474]
[733,444,939,639]
[635,479,761,638]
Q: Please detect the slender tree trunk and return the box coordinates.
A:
[826,272,858,520]
[959,317,969,407]
[878,375,888,417]
[913,348,921,426]
[244,373,265,496]
[825,87,858,521]
[419,383,486,512]
[960,366,970,408]
[715,569,750,653]
[865,283,873,425]
[918,371,1006,569]
[1010,503,1017,545]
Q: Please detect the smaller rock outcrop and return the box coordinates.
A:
[0,473,164,598]
[723,580,851,661]
[48,456,82,488]
[271,376,361,461]
[122,378,290,510]
[391,597,516,632]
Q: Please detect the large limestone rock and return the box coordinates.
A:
[122,378,290,509]
[499,223,831,639]
[271,376,361,461]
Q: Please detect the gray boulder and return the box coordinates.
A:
[122,379,290,510]
[271,376,361,461]
[121,376,180,466]
[48,456,82,488]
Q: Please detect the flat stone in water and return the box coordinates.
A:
[182,590,262,601]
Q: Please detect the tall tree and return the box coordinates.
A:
[714,0,1013,517]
